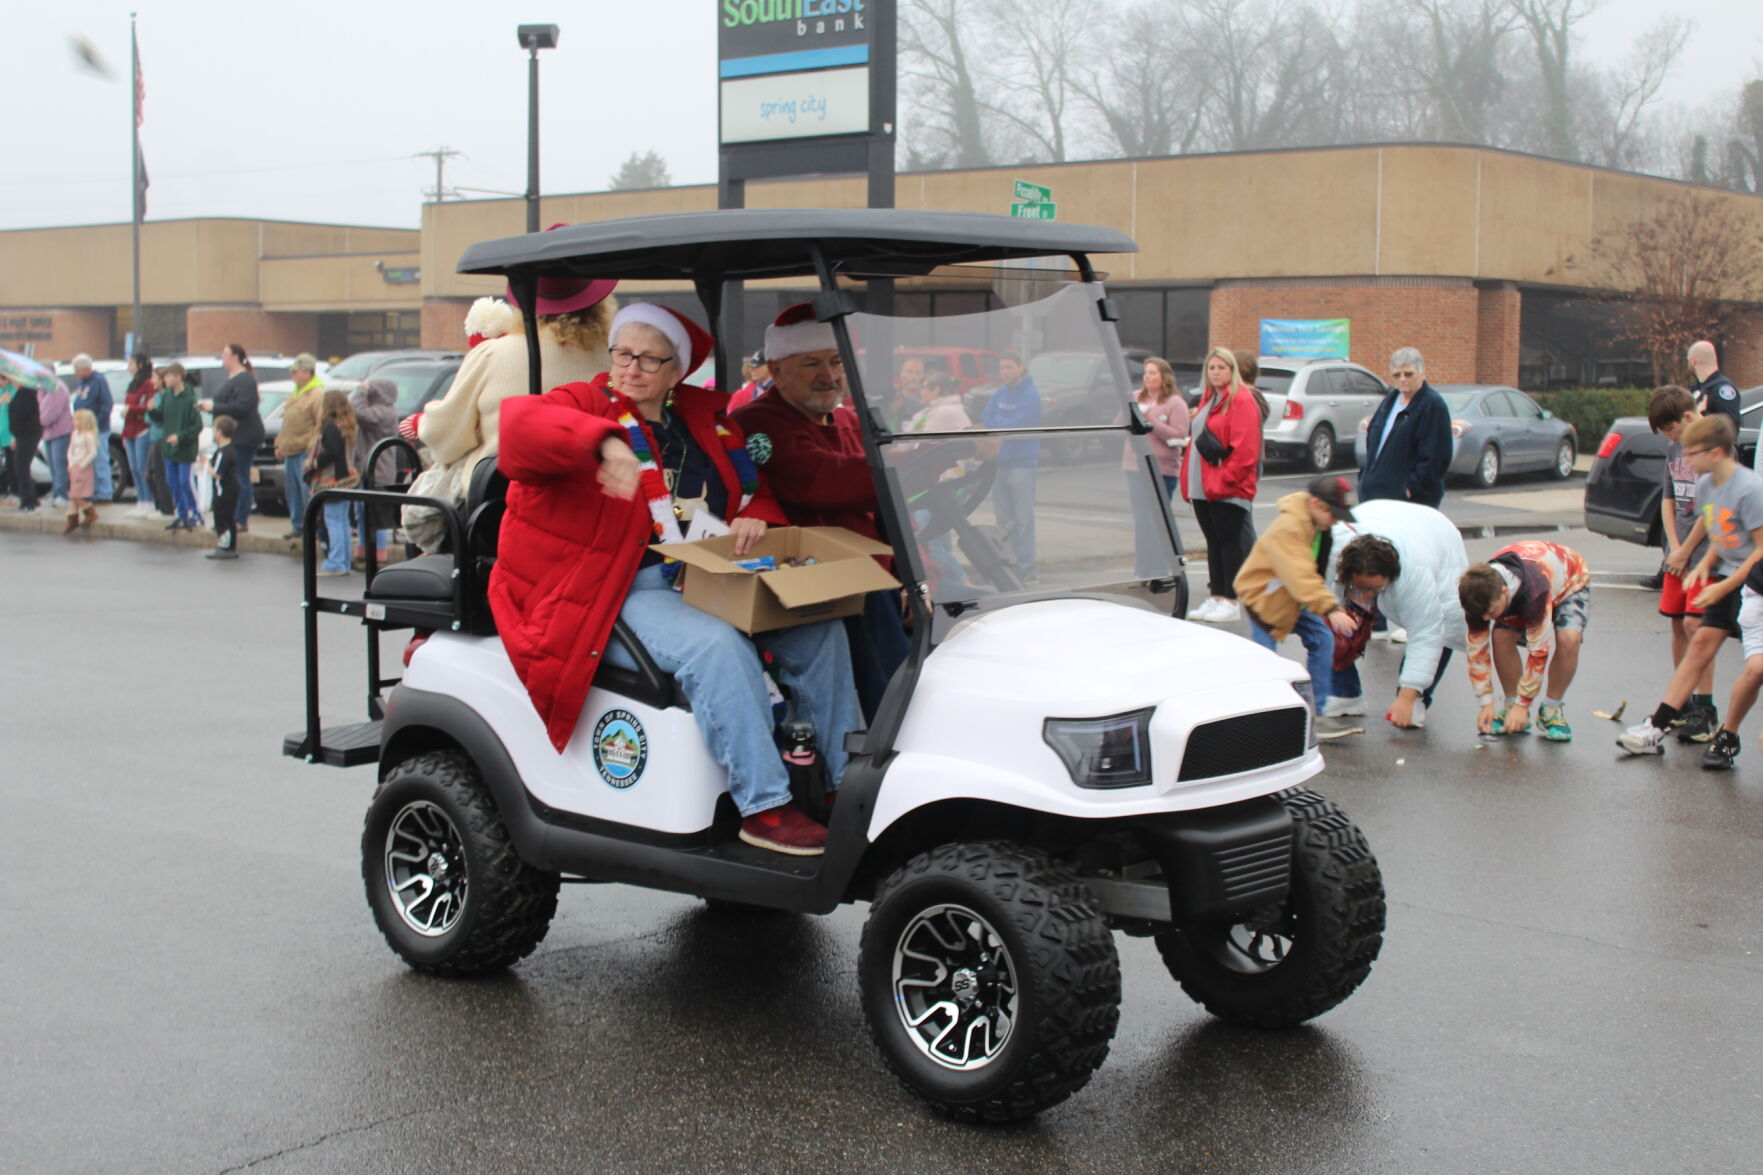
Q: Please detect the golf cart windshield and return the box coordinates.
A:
[849,282,1180,620]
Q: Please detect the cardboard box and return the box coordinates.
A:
[654,526,901,635]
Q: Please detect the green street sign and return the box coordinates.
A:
[1014,179,1052,202]
[1011,201,1057,220]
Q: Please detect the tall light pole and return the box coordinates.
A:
[517,24,559,234]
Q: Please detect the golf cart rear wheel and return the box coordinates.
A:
[1154,789,1384,1028]
[362,749,559,976]
[859,841,1121,1123]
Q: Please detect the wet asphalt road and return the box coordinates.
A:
[4,529,1762,1174]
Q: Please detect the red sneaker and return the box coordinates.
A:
[739,803,828,856]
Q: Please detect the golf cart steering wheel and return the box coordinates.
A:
[896,439,997,544]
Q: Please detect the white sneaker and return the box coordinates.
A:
[154,510,177,521]
[1314,715,1361,740]
[1209,599,1241,623]
[1387,626,1408,643]
[1616,719,1665,755]
[1323,694,1367,717]
[1188,598,1222,621]
[126,505,152,519]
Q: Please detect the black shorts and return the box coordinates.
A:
[1699,588,1742,635]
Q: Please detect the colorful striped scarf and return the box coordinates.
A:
[615,402,760,547]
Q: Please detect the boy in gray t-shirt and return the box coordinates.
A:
[1620,414,1763,756]
[1651,388,1717,736]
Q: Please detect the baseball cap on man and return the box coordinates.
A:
[292,353,318,373]
[1307,474,1357,522]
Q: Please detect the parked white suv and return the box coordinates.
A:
[1256,358,1390,473]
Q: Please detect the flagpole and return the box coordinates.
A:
[130,12,142,354]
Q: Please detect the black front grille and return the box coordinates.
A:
[1178,707,1309,781]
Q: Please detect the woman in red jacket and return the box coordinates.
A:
[1180,346,1263,623]
[491,303,861,857]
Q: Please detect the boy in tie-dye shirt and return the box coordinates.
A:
[1458,540,1591,741]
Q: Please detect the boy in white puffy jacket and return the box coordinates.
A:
[1328,499,1470,728]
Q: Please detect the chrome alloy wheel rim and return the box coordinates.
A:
[1557,443,1574,476]
[891,903,1018,1071]
[1480,448,1499,483]
[383,801,468,937]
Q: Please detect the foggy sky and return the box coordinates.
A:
[1,0,1758,236]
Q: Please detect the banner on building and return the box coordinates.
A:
[1259,318,1350,359]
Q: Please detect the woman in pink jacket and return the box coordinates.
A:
[1122,357,1191,579]
[1180,347,1263,623]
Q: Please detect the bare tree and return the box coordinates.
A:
[1581,193,1763,384]
[1578,16,1690,170]
[1507,0,1599,161]
[1728,80,1763,192]
[900,0,995,168]
[1070,2,1204,157]
[981,0,1098,163]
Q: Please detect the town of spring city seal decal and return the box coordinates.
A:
[593,709,648,789]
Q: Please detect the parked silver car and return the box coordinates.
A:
[1353,384,1577,488]
[1256,358,1390,473]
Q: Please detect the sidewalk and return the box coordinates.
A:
[0,501,401,561]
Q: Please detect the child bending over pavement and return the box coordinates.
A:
[1458,539,1590,741]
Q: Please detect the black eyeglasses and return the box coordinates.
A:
[610,347,675,374]
[1390,370,1419,380]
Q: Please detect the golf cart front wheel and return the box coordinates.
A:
[1154,789,1385,1028]
[859,841,1121,1123]
[362,749,559,976]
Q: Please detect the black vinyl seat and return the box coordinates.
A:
[366,554,456,601]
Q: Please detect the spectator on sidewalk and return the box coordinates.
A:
[2,376,42,513]
[152,363,203,531]
[306,390,360,577]
[1123,356,1190,580]
[350,377,398,562]
[205,415,241,560]
[38,373,72,508]
[142,371,175,520]
[70,355,114,502]
[1687,340,1740,433]
[121,353,157,517]
[1359,347,1452,509]
[63,409,98,532]
[275,353,325,539]
[198,344,263,533]
[982,351,1044,585]
[1183,346,1262,622]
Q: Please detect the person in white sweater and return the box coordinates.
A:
[1326,498,1470,728]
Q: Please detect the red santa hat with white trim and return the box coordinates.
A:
[763,303,837,363]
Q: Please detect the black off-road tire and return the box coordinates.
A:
[1154,789,1384,1028]
[362,749,559,976]
[859,841,1121,1123]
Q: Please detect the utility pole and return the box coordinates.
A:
[413,146,463,203]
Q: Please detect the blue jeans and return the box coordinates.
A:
[124,433,153,503]
[284,454,309,534]
[1127,472,1180,579]
[320,498,353,572]
[94,430,113,500]
[605,564,862,817]
[44,434,69,500]
[1333,647,1454,707]
[994,464,1037,577]
[232,444,257,524]
[1248,610,1335,713]
[352,502,389,553]
[165,460,198,523]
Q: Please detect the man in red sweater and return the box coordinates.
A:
[732,305,908,718]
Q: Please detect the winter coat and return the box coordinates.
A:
[149,386,201,463]
[72,372,113,435]
[121,373,154,439]
[490,374,789,752]
[731,394,882,544]
[1120,391,1190,475]
[1180,386,1262,503]
[68,431,97,499]
[352,379,401,531]
[275,378,326,458]
[1358,382,1453,507]
[1330,499,1469,694]
[1233,492,1340,640]
[210,370,264,451]
[981,376,1043,467]
[304,420,355,488]
[38,381,72,440]
[419,327,610,496]
[4,383,40,439]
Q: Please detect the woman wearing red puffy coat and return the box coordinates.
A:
[1180,346,1264,624]
[491,303,861,857]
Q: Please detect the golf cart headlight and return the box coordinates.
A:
[1042,709,1155,789]
[1292,681,1318,747]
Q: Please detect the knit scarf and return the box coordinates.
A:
[615,402,759,548]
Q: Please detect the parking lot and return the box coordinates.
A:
[4,516,1761,1173]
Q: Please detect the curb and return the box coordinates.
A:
[0,503,388,560]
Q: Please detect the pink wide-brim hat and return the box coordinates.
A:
[505,223,618,316]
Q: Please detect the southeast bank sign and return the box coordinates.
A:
[720,0,874,143]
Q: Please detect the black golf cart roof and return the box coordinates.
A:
[456,208,1136,283]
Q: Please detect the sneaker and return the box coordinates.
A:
[124,504,151,518]
[154,510,177,521]
[1187,598,1221,621]
[1387,625,1408,643]
[1701,728,1740,770]
[204,548,239,560]
[738,803,828,856]
[316,567,351,577]
[1616,719,1667,755]
[50,495,69,508]
[1314,714,1361,741]
[1370,627,1392,642]
[1538,703,1572,742]
[1322,694,1367,717]
[1208,598,1241,623]
[1674,704,1720,744]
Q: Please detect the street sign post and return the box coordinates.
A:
[1010,202,1057,220]
[1013,179,1051,202]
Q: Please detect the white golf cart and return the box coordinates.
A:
[285,209,1385,1123]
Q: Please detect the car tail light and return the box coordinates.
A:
[1450,418,1470,438]
[1597,431,1622,459]
[1283,400,1303,421]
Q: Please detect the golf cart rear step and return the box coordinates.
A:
[283,721,383,767]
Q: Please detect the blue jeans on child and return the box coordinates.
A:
[165,460,198,523]
[44,434,69,501]
[320,498,353,572]
[1247,610,1335,713]
[604,563,862,817]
